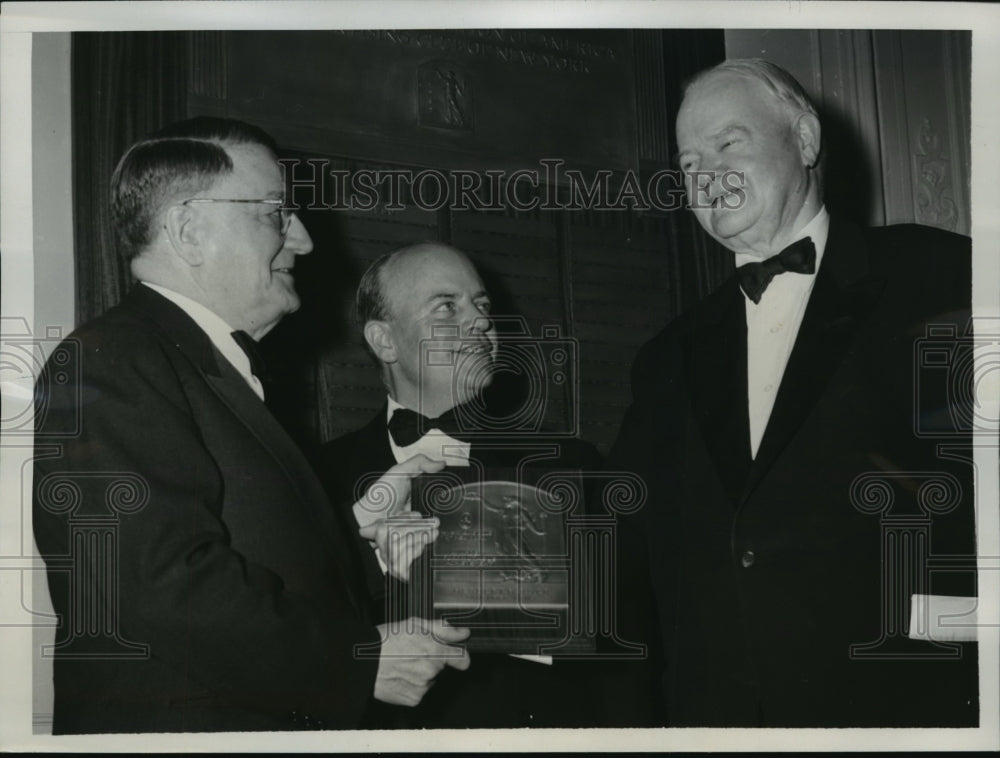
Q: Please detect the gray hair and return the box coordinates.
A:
[111,117,279,260]
[685,58,819,124]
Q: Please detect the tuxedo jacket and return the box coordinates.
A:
[32,284,380,733]
[317,408,605,728]
[609,219,979,727]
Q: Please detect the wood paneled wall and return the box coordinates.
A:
[183,30,728,454]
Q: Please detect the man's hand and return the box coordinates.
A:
[374,618,471,707]
[355,454,446,581]
[359,511,439,581]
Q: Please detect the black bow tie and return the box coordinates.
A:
[388,406,472,448]
[735,237,817,304]
[231,330,270,382]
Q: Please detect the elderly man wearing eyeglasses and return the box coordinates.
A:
[32,117,470,734]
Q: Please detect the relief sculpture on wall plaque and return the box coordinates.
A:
[223,31,635,170]
[418,59,473,132]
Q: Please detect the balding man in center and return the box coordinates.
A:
[317,242,605,728]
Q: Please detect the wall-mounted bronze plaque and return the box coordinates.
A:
[210,30,636,174]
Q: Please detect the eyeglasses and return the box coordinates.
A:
[181,197,294,235]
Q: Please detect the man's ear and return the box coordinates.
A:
[162,204,205,266]
[795,112,822,168]
[364,320,397,364]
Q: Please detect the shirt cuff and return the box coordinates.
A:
[510,653,553,665]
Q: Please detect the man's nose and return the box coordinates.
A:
[696,150,729,182]
[467,313,494,336]
[688,168,727,207]
[687,170,715,207]
[283,213,314,255]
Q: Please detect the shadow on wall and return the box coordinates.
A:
[261,199,358,450]
[473,263,538,428]
[818,104,876,227]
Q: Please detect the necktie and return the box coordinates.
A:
[230,330,270,382]
[736,236,817,304]
[388,406,471,447]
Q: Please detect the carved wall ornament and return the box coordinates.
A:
[912,117,958,231]
[418,59,473,132]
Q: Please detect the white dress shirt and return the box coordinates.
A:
[735,206,830,458]
[142,282,266,401]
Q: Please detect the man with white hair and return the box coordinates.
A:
[610,59,978,727]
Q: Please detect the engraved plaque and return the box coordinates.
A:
[412,467,593,654]
[217,30,637,173]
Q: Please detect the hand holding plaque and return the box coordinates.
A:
[373,617,471,707]
[354,454,446,581]
[359,511,439,582]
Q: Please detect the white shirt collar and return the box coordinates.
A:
[386,394,407,421]
[734,205,830,272]
[141,282,265,400]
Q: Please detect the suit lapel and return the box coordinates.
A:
[685,278,754,504]
[123,284,223,376]
[208,368,371,614]
[127,285,327,513]
[741,218,886,501]
[337,408,408,620]
[205,364,328,514]
[349,405,396,496]
[356,406,397,481]
[123,284,369,613]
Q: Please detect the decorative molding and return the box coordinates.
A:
[912,117,958,231]
[874,31,969,233]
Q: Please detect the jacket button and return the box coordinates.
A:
[741,550,755,568]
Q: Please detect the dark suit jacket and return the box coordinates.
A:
[32,284,380,733]
[317,408,606,728]
[609,219,979,727]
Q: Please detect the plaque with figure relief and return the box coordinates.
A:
[411,467,594,654]
[217,30,636,174]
